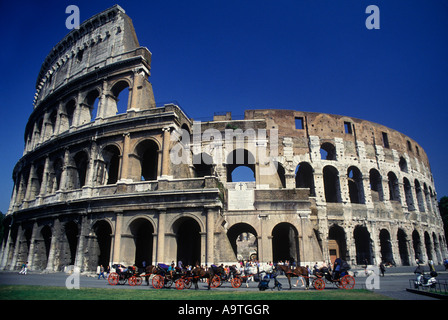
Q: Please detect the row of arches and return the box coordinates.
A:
[25,79,130,153]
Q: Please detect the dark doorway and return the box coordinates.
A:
[227,223,258,261]
[354,226,372,265]
[397,229,410,266]
[93,221,112,268]
[379,229,394,264]
[174,218,201,266]
[130,218,154,268]
[272,223,299,263]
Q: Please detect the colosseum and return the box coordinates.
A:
[1,5,446,272]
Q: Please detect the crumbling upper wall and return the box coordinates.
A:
[34,5,146,108]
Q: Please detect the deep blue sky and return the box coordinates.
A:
[0,0,447,214]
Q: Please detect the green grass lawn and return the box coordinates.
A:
[0,285,393,300]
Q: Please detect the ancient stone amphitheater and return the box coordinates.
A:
[1,5,446,272]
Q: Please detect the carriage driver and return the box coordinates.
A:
[168,262,176,279]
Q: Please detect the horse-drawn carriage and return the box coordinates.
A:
[107,264,143,286]
[311,259,355,290]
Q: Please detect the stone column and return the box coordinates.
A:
[119,133,131,181]
[206,207,215,265]
[75,214,89,271]
[26,221,38,271]
[112,212,123,264]
[45,219,59,272]
[9,225,23,270]
[156,210,166,264]
[161,127,172,178]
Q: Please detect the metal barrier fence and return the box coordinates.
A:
[409,278,448,295]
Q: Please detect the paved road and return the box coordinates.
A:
[0,265,446,300]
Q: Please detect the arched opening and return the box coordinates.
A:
[74,151,89,188]
[379,229,394,264]
[399,157,408,173]
[173,217,201,266]
[65,100,76,129]
[92,220,112,269]
[111,80,130,115]
[226,149,255,182]
[320,142,336,160]
[414,180,425,212]
[323,165,341,203]
[347,166,364,204]
[84,90,100,122]
[412,230,423,262]
[136,140,159,181]
[130,218,154,268]
[227,223,258,261]
[397,229,410,266]
[64,221,79,266]
[387,172,400,201]
[193,153,213,177]
[41,225,52,269]
[102,145,120,185]
[369,169,383,202]
[424,232,433,261]
[328,224,347,263]
[52,158,63,192]
[354,226,372,265]
[403,178,415,211]
[272,223,299,263]
[295,162,315,196]
[276,162,286,188]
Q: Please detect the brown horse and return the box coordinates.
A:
[275,264,309,289]
[191,266,216,290]
[144,265,159,285]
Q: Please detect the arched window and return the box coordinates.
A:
[102,145,121,185]
[414,180,425,212]
[387,172,400,201]
[399,157,408,173]
[74,151,89,188]
[347,166,364,204]
[295,162,315,196]
[323,165,341,203]
[320,142,336,160]
[110,80,130,114]
[403,178,415,211]
[226,149,255,182]
[136,140,159,181]
[369,169,383,201]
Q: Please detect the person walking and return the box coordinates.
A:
[98,265,106,279]
[19,262,28,275]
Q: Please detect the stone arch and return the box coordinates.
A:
[271,222,300,263]
[128,217,155,268]
[347,166,364,204]
[412,230,423,262]
[295,162,315,196]
[320,142,336,160]
[91,220,113,269]
[110,79,131,115]
[397,229,410,266]
[171,216,203,266]
[323,165,341,203]
[403,178,415,211]
[369,168,383,202]
[226,149,256,183]
[328,224,347,262]
[83,88,101,123]
[399,157,408,173]
[134,139,160,181]
[414,179,425,212]
[387,171,400,201]
[379,229,394,264]
[73,150,89,188]
[226,223,259,261]
[354,225,373,265]
[63,221,79,266]
[100,144,121,185]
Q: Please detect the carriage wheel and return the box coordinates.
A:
[208,275,220,288]
[108,273,119,286]
[134,275,142,286]
[175,279,185,290]
[341,275,355,290]
[165,278,173,288]
[231,277,242,288]
[129,276,137,286]
[152,275,164,289]
[184,277,192,289]
[313,278,325,291]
